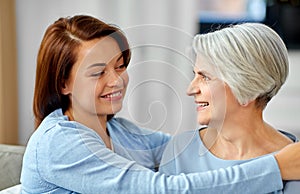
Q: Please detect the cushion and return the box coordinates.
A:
[0,144,25,191]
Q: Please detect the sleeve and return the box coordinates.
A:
[146,130,171,168]
[110,117,171,169]
[37,124,283,194]
[159,134,177,175]
[283,181,300,194]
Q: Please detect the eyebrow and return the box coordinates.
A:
[87,54,123,69]
[193,69,209,76]
[87,63,106,69]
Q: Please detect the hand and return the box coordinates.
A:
[274,142,300,180]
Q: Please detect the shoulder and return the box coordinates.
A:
[38,109,97,139]
[38,108,71,132]
[278,130,299,142]
[23,109,106,186]
[28,109,102,155]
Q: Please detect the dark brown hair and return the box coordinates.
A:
[33,15,131,128]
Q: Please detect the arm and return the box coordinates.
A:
[275,142,300,180]
[35,125,283,194]
[108,117,171,170]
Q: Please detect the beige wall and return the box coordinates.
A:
[0,0,18,144]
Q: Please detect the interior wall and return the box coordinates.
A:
[0,0,18,144]
[15,0,300,145]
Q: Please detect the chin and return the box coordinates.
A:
[96,104,122,116]
[197,110,212,125]
[197,117,210,126]
[110,105,123,114]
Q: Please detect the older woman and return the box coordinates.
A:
[160,23,300,193]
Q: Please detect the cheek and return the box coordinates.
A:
[208,83,227,112]
[201,82,218,100]
[120,71,129,87]
[76,86,97,103]
[72,78,98,100]
[212,86,226,101]
[94,81,106,96]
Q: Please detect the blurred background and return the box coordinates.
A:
[0,0,299,145]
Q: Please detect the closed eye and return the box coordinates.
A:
[115,64,127,70]
[90,71,105,77]
[199,73,210,81]
[87,63,106,77]
[193,70,210,81]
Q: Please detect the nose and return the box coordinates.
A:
[186,77,200,96]
[107,70,123,88]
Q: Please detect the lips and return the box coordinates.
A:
[197,102,209,107]
[196,101,209,111]
[101,91,123,101]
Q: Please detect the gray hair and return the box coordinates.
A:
[193,23,289,109]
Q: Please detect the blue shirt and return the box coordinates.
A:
[21,109,284,193]
[160,128,300,194]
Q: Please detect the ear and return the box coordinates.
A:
[61,81,71,95]
[241,102,249,107]
[240,99,255,107]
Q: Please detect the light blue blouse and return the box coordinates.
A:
[21,109,284,193]
[160,128,300,194]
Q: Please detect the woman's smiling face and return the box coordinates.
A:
[187,55,229,127]
[62,36,129,118]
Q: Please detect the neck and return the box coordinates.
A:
[201,104,292,160]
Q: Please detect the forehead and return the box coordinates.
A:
[77,36,122,66]
[194,54,215,72]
